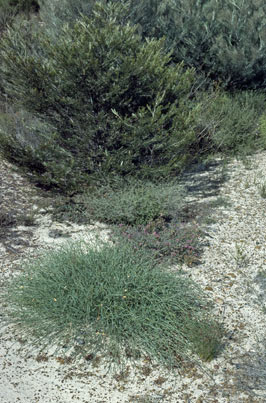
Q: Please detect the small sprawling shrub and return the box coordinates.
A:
[42,176,204,265]
[113,219,202,266]
[3,240,223,367]
[80,178,186,226]
[0,0,198,192]
[77,178,202,264]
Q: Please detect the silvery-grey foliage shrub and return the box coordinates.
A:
[124,0,266,90]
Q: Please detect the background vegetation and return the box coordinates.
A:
[124,0,266,91]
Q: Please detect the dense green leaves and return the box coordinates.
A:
[0,1,197,191]
[33,0,266,90]
[1,0,265,192]
[39,0,266,90]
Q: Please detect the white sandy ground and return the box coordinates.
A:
[0,152,265,402]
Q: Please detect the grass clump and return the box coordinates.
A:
[3,240,223,368]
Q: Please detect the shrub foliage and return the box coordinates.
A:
[81,179,186,226]
[0,0,39,34]
[42,0,266,90]
[0,1,197,191]
[191,88,266,155]
[125,0,266,90]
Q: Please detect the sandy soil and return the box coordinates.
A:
[0,155,265,402]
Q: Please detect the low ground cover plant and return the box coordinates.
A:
[113,219,202,266]
[3,240,223,368]
[80,178,187,225]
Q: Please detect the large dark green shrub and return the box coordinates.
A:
[0,0,39,101]
[0,0,13,101]
[0,1,198,192]
[123,0,266,90]
[0,107,67,186]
